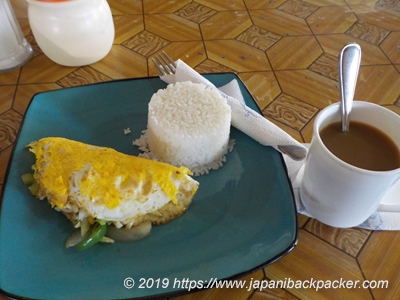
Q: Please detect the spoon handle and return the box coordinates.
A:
[339,43,362,132]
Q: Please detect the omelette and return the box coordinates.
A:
[24,137,199,249]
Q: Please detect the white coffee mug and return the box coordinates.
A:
[300,101,400,228]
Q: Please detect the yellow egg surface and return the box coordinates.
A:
[28,137,199,228]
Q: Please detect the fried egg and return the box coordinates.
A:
[28,137,199,229]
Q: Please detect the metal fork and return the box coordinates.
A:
[152,51,177,76]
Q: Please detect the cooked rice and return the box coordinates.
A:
[133,81,233,176]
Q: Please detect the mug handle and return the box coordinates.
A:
[377,178,400,212]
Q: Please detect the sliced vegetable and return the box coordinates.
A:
[21,173,35,185]
[76,222,107,250]
[65,229,89,248]
[100,236,114,244]
[28,182,40,196]
[106,221,152,242]
[22,172,40,196]
[97,219,107,226]
[80,217,90,237]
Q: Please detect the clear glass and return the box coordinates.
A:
[0,0,33,73]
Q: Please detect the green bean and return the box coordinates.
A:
[76,223,107,250]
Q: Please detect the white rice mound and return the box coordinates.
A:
[134,81,233,176]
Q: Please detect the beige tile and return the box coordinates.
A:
[238,72,281,110]
[265,230,373,300]
[236,26,282,52]
[0,86,16,115]
[113,15,144,45]
[251,288,298,300]
[195,59,235,74]
[306,0,347,5]
[308,53,338,81]
[250,9,312,36]
[297,213,310,228]
[306,6,358,34]
[263,94,319,131]
[244,0,287,9]
[355,65,400,104]
[19,54,78,84]
[376,0,400,11]
[0,69,20,85]
[123,30,169,57]
[201,11,252,40]
[266,36,323,70]
[316,34,391,66]
[205,40,271,72]
[145,14,202,41]
[56,67,112,88]
[90,45,148,79]
[143,0,191,14]
[380,31,400,64]
[346,20,390,45]
[196,0,247,11]
[359,231,400,300]
[277,0,319,19]
[109,0,142,14]
[264,116,305,142]
[0,110,22,151]
[10,0,28,18]
[304,219,371,256]
[344,0,376,4]
[350,4,400,31]
[300,114,316,143]
[147,41,206,76]
[275,69,339,109]
[17,18,31,37]
[175,2,217,24]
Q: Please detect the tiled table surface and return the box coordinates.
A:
[1,0,399,299]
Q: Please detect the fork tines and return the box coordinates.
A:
[152,51,177,76]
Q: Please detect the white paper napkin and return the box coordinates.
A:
[159,60,400,230]
[160,59,308,160]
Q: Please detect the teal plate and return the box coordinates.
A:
[0,74,297,300]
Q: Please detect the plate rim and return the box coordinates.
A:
[0,73,298,300]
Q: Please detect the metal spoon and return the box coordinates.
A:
[339,43,362,132]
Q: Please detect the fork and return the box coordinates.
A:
[151,52,307,161]
[152,51,177,76]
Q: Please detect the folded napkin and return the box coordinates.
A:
[160,59,308,160]
[159,60,400,230]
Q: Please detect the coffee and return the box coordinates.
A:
[320,121,400,171]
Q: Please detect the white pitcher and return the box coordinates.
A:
[0,0,33,72]
[26,0,114,66]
